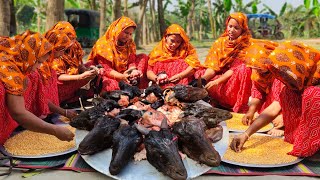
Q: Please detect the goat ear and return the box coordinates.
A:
[160,119,169,129]
[134,123,150,135]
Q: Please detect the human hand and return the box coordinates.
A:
[169,74,182,83]
[53,126,74,141]
[130,69,142,78]
[81,69,97,80]
[65,109,78,119]
[156,73,169,85]
[242,112,255,125]
[121,73,130,83]
[229,133,249,152]
[204,80,219,90]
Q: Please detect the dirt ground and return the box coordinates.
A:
[83,38,320,64]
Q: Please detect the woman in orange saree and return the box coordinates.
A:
[88,16,149,92]
[45,21,99,105]
[0,31,74,145]
[197,12,253,113]
[231,41,320,158]
[147,24,201,88]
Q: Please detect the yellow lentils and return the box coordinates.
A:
[226,112,273,132]
[223,134,298,165]
[4,126,75,156]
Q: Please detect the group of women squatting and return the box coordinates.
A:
[0,12,319,159]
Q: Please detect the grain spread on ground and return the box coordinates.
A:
[223,134,298,165]
[226,112,273,132]
[4,126,76,156]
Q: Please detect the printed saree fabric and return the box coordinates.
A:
[0,30,52,95]
[148,24,201,68]
[88,16,137,73]
[246,40,320,91]
[204,12,251,72]
[45,21,84,76]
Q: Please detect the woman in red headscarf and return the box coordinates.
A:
[147,24,201,88]
[197,12,252,113]
[231,41,320,158]
[0,31,74,145]
[45,21,99,105]
[88,16,149,92]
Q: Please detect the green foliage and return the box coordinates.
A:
[66,0,80,8]
[16,5,35,26]
[262,4,277,16]
[251,1,257,14]
[280,3,287,16]
[304,0,311,9]
[224,0,232,12]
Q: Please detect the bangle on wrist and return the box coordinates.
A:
[65,109,68,117]
[244,132,250,139]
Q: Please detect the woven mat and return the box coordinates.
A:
[1,152,319,177]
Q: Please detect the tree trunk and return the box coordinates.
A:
[187,0,195,39]
[46,0,64,31]
[92,0,97,10]
[199,10,203,41]
[150,0,157,42]
[134,0,148,48]
[0,0,10,36]
[207,0,216,38]
[113,0,122,21]
[100,0,106,37]
[157,0,166,37]
[9,0,16,36]
[143,12,147,45]
[123,0,128,16]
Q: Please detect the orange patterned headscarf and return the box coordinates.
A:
[45,21,84,75]
[246,40,320,91]
[204,12,251,71]
[41,29,74,80]
[88,16,137,73]
[148,24,201,68]
[47,21,77,40]
[51,41,84,75]
[245,39,279,92]
[268,41,320,90]
[0,31,53,95]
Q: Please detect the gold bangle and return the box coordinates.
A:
[65,109,68,117]
[244,132,250,139]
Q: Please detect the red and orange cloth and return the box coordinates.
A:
[246,40,320,91]
[88,16,137,73]
[148,24,201,68]
[42,21,84,77]
[204,12,251,72]
[0,30,53,95]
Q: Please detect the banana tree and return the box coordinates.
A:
[233,0,260,14]
[212,0,232,36]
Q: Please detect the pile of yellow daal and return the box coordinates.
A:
[4,126,75,156]
[223,134,298,165]
[226,113,273,132]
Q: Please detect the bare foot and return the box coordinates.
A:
[306,150,320,162]
[272,114,284,129]
[267,128,284,137]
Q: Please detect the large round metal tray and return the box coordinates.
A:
[0,128,76,159]
[75,121,229,180]
[222,133,303,168]
[227,113,274,133]
[0,145,76,159]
